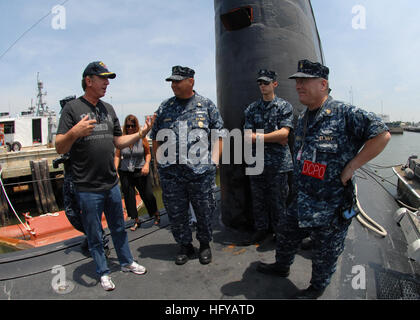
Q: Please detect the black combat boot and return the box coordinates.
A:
[175,243,195,265]
[198,242,212,265]
[256,262,290,277]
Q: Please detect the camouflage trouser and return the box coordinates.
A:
[159,168,216,245]
[275,212,351,290]
[249,169,289,232]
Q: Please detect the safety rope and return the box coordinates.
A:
[0,168,35,237]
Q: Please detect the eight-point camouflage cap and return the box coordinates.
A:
[82,61,116,79]
[288,59,329,80]
[257,69,277,82]
[165,65,195,81]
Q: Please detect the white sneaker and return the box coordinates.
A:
[121,261,147,275]
[100,275,115,291]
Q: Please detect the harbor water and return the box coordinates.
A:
[376,131,419,165]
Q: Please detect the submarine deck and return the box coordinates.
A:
[0,167,419,302]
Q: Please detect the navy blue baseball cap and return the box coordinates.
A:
[165,65,195,81]
[257,69,277,82]
[83,61,116,79]
[289,59,329,80]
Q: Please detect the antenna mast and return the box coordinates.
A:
[36,72,49,116]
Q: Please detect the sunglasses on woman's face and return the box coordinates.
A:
[126,124,136,128]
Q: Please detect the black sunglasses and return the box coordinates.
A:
[257,80,271,86]
[125,124,136,128]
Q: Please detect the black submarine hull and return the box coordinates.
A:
[214,0,325,229]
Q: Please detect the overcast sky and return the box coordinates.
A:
[0,0,419,123]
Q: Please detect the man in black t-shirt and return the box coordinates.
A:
[56,61,155,291]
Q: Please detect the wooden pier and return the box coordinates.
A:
[0,147,63,225]
[0,146,60,179]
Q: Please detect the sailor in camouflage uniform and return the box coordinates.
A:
[150,66,224,265]
[256,59,391,299]
[242,69,294,245]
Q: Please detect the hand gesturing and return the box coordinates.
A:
[139,113,157,138]
[75,115,97,138]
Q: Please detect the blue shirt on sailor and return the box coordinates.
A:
[290,95,389,227]
[244,96,294,172]
[150,92,224,175]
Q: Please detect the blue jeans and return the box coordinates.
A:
[76,184,133,276]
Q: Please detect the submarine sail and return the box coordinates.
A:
[214,0,325,229]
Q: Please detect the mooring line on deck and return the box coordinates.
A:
[354,183,388,237]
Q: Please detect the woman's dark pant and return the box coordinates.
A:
[119,170,158,219]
